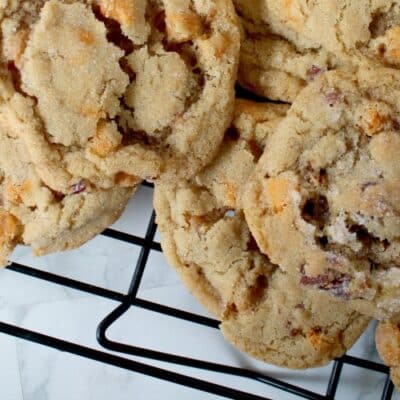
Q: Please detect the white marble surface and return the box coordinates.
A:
[0,185,396,400]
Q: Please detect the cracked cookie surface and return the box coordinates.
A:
[0,0,240,189]
[234,0,400,103]
[155,99,369,368]
[260,0,400,68]
[0,66,135,267]
[244,67,400,320]
[234,0,339,103]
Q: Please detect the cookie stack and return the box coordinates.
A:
[1,0,400,386]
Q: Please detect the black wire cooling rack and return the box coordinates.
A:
[0,181,395,400]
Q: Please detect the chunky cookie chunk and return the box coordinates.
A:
[155,100,369,368]
[376,321,400,390]
[244,68,400,320]
[0,67,135,267]
[0,0,240,190]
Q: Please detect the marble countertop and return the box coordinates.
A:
[0,185,397,400]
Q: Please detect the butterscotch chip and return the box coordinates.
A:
[154,100,369,368]
[0,210,21,266]
[244,67,400,321]
[0,0,240,192]
[98,0,150,45]
[164,3,204,42]
[264,177,293,213]
[88,121,122,157]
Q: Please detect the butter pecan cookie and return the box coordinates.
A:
[155,100,369,368]
[235,0,400,103]
[0,66,135,267]
[244,67,400,320]
[261,0,400,68]
[234,0,339,103]
[0,0,239,191]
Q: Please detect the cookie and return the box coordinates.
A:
[0,0,240,192]
[242,0,400,69]
[222,271,369,369]
[235,0,400,103]
[235,1,338,103]
[155,99,370,368]
[0,67,135,267]
[376,321,400,390]
[244,67,400,320]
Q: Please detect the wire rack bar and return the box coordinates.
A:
[0,322,270,400]
[382,377,395,400]
[325,360,343,399]
[102,229,162,251]
[7,263,125,302]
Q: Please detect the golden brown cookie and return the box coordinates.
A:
[261,0,400,68]
[0,66,135,267]
[235,0,339,103]
[244,67,400,321]
[0,0,240,191]
[155,100,370,368]
[235,1,400,103]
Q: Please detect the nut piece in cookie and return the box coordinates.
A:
[0,0,240,190]
[155,99,369,368]
[244,67,400,320]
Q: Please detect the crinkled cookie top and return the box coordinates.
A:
[155,99,369,368]
[265,0,400,65]
[244,67,400,320]
[0,0,240,193]
[234,0,400,103]
[238,0,400,67]
[234,0,340,103]
[0,64,134,267]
